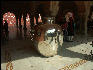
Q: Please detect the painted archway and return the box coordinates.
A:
[3,12,16,26]
[3,12,17,40]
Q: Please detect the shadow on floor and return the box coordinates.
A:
[1,40,45,64]
[1,35,93,64]
[57,35,93,62]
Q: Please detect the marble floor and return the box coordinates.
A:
[1,34,93,70]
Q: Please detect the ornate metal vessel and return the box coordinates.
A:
[30,17,63,57]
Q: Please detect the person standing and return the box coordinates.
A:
[3,20,9,41]
[63,17,68,41]
[64,12,75,42]
[67,17,75,42]
[62,14,70,41]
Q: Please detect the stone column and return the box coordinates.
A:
[78,13,83,34]
[84,1,91,36]
[29,14,31,29]
[19,15,22,29]
[23,13,27,30]
[16,16,18,28]
[50,1,59,17]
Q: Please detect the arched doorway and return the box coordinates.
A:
[3,12,16,26]
[3,12,17,40]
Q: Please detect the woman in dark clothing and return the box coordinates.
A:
[67,17,74,36]
[62,18,68,41]
[4,21,8,32]
[3,20,9,40]
[67,17,74,41]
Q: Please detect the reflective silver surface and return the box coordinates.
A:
[44,27,63,46]
[35,24,63,57]
[31,21,63,57]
